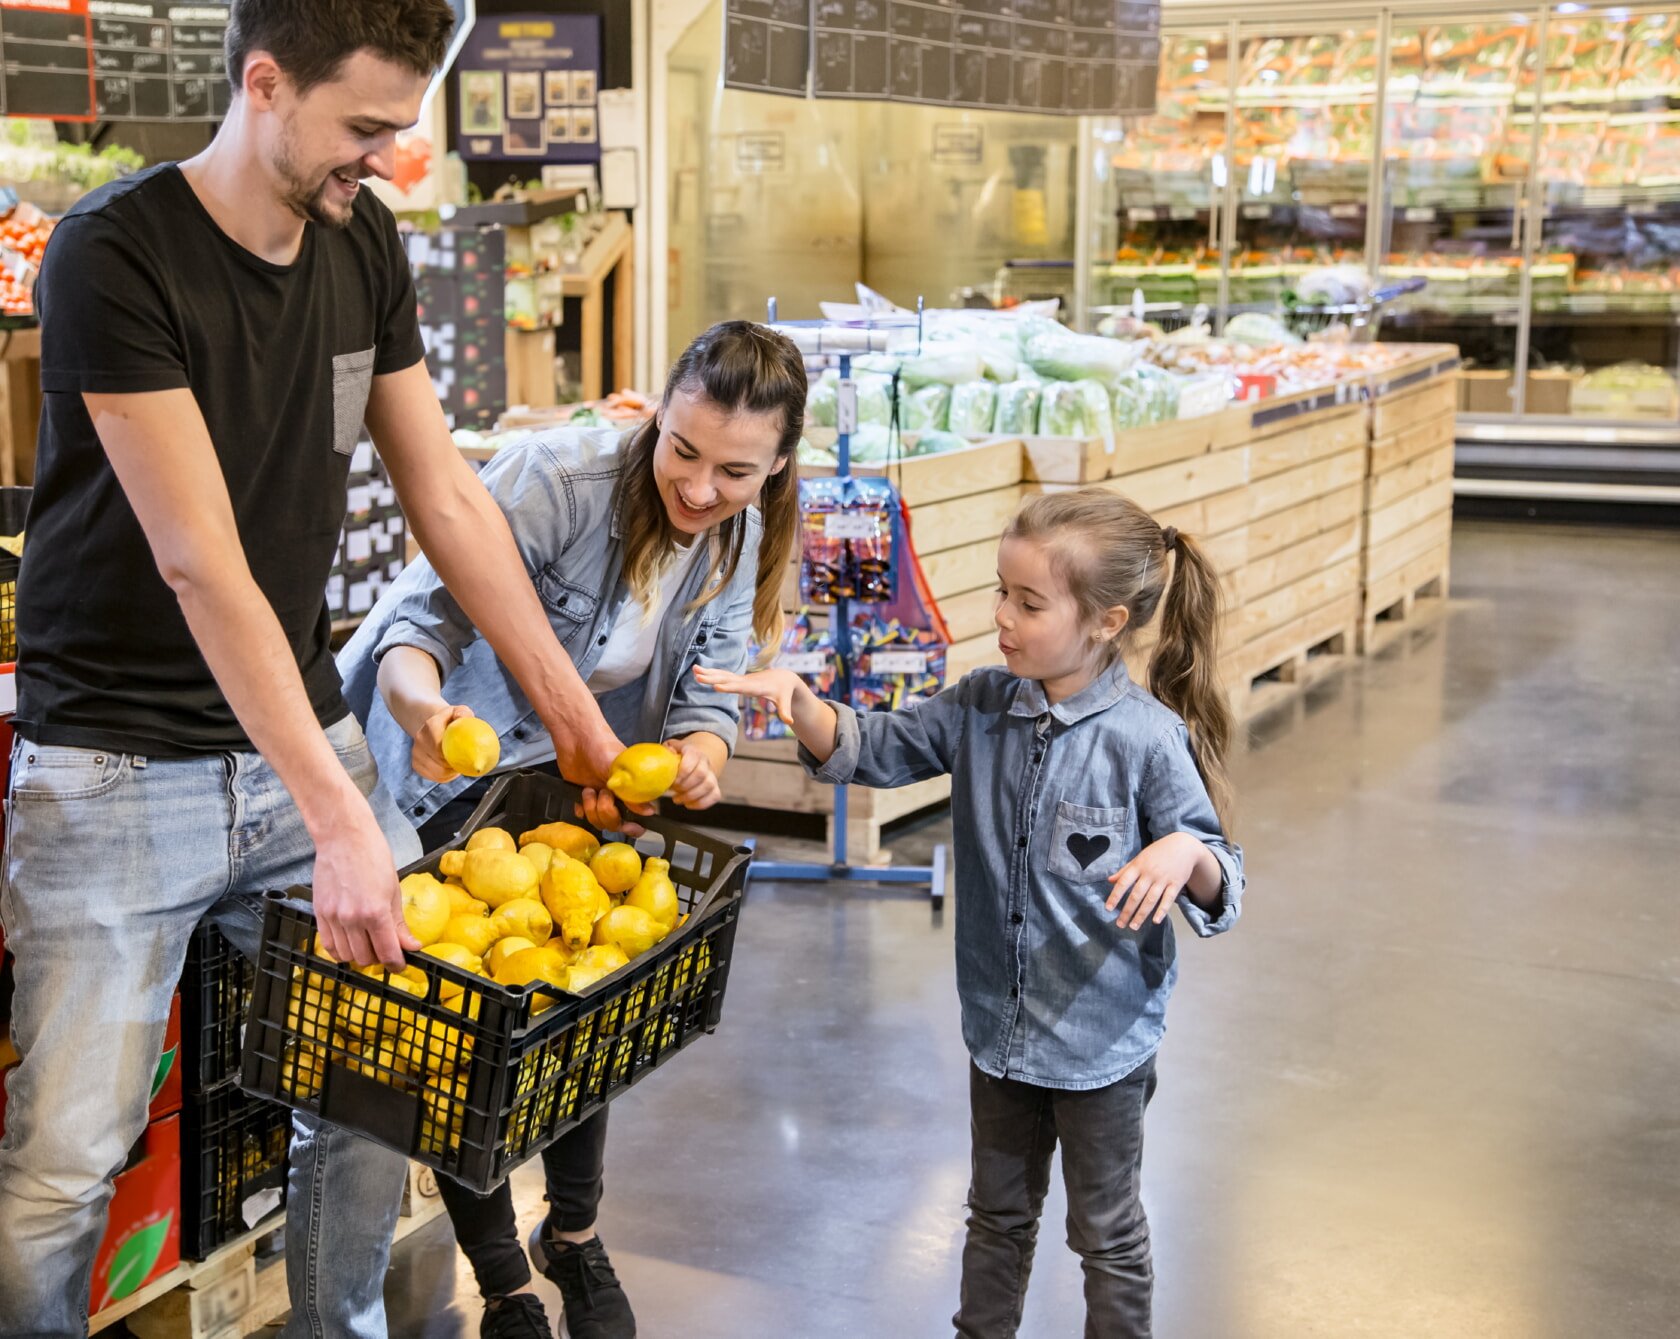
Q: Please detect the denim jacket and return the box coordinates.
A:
[805,661,1244,1090]
[337,428,759,827]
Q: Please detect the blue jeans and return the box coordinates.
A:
[0,714,422,1338]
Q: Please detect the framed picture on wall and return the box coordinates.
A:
[544,69,569,106]
[507,71,541,120]
[571,69,597,104]
[460,71,503,134]
[545,110,572,144]
[570,107,597,143]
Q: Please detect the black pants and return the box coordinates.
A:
[435,1109,612,1297]
[953,1056,1158,1339]
[420,770,611,1300]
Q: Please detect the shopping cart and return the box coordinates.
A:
[1278,277,1427,342]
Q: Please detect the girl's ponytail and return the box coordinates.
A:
[1149,530,1234,829]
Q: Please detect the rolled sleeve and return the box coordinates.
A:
[372,610,464,684]
[799,701,862,784]
[1138,724,1245,939]
[798,679,968,789]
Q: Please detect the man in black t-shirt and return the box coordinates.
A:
[0,3,637,1335]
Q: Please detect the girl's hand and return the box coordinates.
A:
[1106,833,1207,931]
[694,665,803,725]
[664,736,723,810]
[412,701,475,783]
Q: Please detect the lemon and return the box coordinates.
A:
[590,842,643,897]
[606,743,680,805]
[486,936,538,978]
[592,905,662,959]
[465,826,516,853]
[491,897,553,947]
[493,946,571,1013]
[420,942,485,1011]
[437,849,539,907]
[542,860,612,954]
[519,822,600,863]
[625,857,680,930]
[400,875,452,947]
[441,716,500,777]
[566,944,629,994]
[439,913,499,958]
[518,841,556,877]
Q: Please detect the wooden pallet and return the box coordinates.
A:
[1223,592,1361,723]
[1361,381,1457,651]
[1361,542,1452,653]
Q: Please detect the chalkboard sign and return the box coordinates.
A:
[0,0,230,121]
[728,0,1158,116]
[724,0,808,98]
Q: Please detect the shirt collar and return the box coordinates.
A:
[1007,659,1132,725]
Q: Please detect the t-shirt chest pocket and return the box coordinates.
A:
[1047,800,1133,883]
[331,349,377,455]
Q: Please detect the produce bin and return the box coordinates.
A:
[180,1082,290,1260]
[182,921,255,1092]
[0,486,32,663]
[241,772,751,1193]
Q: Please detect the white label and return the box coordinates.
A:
[345,529,373,563]
[776,651,830,675]
[1330,203,1361,219]
[346,485,372,515]
[1404,206,1436,223]
[348,580,374,615]
[1241,203,1271,219]
[1127,206,1158,223]
[824,512,884,541]
[868,651,929,675]
[1169,205,1197,221]
[0,669,15,715]
[350,440,374,474]
[242,1186,284,1230]
[835,378,858,436]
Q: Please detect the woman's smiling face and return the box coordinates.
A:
[650,388,787,535]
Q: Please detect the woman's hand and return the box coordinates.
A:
[694,666,803,726]
[411,701,475,784]
[1105,833,1212,931]
[665,734,725,810]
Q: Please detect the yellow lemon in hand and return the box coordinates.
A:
[605,743,680,806]
[589,843,643,897]
[441,716,500,777]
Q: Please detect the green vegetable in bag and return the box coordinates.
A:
[899,383,951,432]
[1025,330,1138,386]
[1075,380,1114,449]
[947,381,998,436]
[1037,382,1091,437]
[904,429,969,458]
[806,371,839,427]
[899,348,985,388]
[992,381,1043,434]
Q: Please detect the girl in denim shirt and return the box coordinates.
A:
[339,321,804,1339]
[700,488,1244,1339]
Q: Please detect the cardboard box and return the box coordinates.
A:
[1526,369,1575,416]
[90,1114,182,1313]
[147,992,182,1122]
[1459,369,1514,414]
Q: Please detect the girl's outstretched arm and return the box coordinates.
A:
[694,666,841,763]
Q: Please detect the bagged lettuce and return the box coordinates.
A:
[898,383,951,433]
[1075,380,1114,451]
[904,429,969,458]
[992,381,1043,434]
[1025,329,1139,386]
[947,381,998,436]
[845,425,897,464]
[856,374,893,427]
[806,370,839,428]
[1037,381,1091,437]
[899,347,985,388]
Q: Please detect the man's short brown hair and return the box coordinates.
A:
[225,0,456,94]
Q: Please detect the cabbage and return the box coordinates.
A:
[1111,374,1147,430]
[992,381,1043,434]
[1025,329,1139,386]
[797,438,837,468]
[856,374,893,426]
[806,371,839,427]
[1037,382,1091,437]
[899,347,985,388]
[898,383,951,432]
[1075,380,1114,449]
[947,381,998,436]
[1224,312,1301,347]
[904,429,969,457]
[845,425,896,463]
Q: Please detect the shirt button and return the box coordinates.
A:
[597,634,608,645]
[412,804,424,815]
[1010,986,1019,998]
[1011,912,1023,924]
[1016,836,1028,849]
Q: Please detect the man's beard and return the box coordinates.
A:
[274,124,356,230]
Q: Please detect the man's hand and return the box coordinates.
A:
[311,798,418,969]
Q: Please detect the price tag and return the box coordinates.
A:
[776,651,830,675]
[1403,206,1437,223]
[1330,203,1362,219]
[869,651,929,675]
[1169,205,1198,221]
[1127,206,1158,223]
[1241,203,1272,219]
[835,378,858,435]
[823,512,883,540]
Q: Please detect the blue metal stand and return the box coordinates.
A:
[749,308,947,908]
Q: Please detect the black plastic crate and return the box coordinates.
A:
[182,922,255,1092]
[241,772,751,1193]
[181,1081,290,1260]
[0,485,31,663]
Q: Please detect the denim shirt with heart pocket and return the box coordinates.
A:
[336,427,759,828]
[803,661,1244,1091]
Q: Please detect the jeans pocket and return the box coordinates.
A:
[331,348,377,456]
[1047,801,1131,883]
[327,716,380,796]
[9,745,131,804]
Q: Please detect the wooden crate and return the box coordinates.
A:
[1360,372,1457,651]
[1019,411,1222,485]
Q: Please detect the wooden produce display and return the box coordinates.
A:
[1360,359,1459,651]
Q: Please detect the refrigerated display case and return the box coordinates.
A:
[1077,4,1680,504]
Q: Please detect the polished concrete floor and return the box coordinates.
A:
[380,520,1680,1338]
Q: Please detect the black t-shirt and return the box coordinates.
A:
[13,164,424,757]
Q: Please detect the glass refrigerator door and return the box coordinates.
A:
[1524,5,1680,425]
[1226,24,1380,321]
[1377,14,1536,416]
[1082,31,1230,334]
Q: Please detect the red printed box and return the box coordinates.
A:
[91,1114,182,1313]
[148,992,182,1121]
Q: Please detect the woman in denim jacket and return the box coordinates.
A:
[701,488,1244,1339]
[337,321,803,1339]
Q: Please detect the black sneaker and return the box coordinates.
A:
[480,1292,551,1339]
[528,1225,637,1339]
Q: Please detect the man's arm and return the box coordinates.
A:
[84,389,415,968]
[365,362,630,829]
